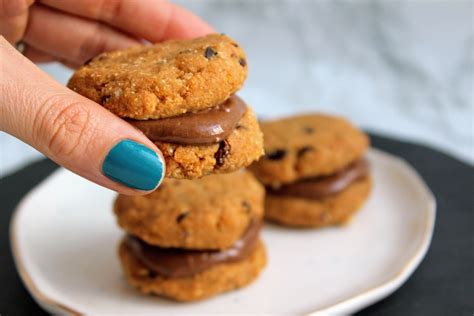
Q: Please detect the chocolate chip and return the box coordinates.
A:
[266,149,287,160]
[239,58,247,67]
[232,43,239,48]
[297,146,314,157]
[204,47,217,59]
[100,95,111,103]
[215,141,230,167]
[148,270,157,278]
[236,124,246,130]
[176,211,189,223]
[303,126,315,134]
[242,201,251,213]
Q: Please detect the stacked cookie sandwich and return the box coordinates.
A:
[249,114,371,227]
[68,34,267,301]
[68,34,263,179]
[114,171,266,301]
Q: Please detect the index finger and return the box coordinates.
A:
[39,0,214,42]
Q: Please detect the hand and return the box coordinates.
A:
[0,0,213,195]
[1,0,212,67]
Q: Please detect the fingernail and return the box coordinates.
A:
[102,139,164,191]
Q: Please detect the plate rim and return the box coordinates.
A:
[9,148,436,315]
[313,150,436,314]
[10,168,83,315]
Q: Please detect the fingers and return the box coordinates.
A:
[0,0,34,43]
[23,4,141,66]
[0,37,165,195]
[39,0,214,42]
[23,44,78,68]
[23,45,55,63]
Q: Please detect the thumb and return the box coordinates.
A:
[0,37,165,195]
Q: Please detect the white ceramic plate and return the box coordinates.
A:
[10,149,435,315]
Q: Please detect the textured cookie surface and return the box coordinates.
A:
[119,240,267,301]
[114,171,264,250]
[158,108,263,179]
[68,34,247,119]
[265,176,372,227]
[249,114,369,186]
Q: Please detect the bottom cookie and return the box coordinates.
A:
[265,176,372,227]
[118,239,267,301]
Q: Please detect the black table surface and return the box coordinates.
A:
[1,133,472,315]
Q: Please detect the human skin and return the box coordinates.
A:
[0,0,213,195]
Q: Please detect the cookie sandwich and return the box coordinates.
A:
[68,34,263,179]
[249,114,371,227]
[114,171,267,301]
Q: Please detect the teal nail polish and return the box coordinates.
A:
[102,140,163,191]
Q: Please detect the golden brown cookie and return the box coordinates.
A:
[68,34,262,179]
[119,239,267,301]
[68,34,247,120]
[265,176,372,227]
[114,170,264,250]
[158,107,263,179]
[249,114,369,187]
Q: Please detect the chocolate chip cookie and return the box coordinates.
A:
[68,34,247,119]
[249,114,372,227]
[68,34,263,179]
[114,170,266,301]
[114,170,264,250]
[249,114,369,186]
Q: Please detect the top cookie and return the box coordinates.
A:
[248,114,369,186]
[67,34,247,119]
[114,170,264,250]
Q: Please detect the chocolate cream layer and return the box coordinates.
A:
[125,220,261,278]
[127,95,246,145]
[268,159,369,199]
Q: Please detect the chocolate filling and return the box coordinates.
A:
[127,95,247,145]
[125,220,261,278]
[268,159,369,199]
